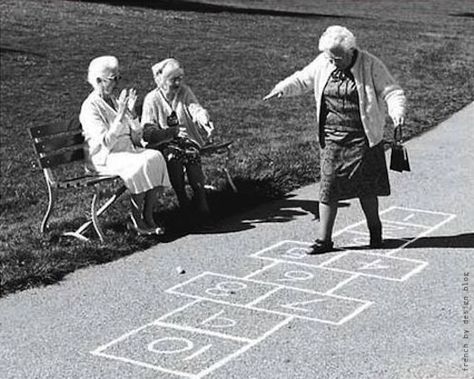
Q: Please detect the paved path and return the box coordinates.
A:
[1,103,473,379]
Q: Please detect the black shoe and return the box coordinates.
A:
[307,239,334,255]
[369,237,383,248]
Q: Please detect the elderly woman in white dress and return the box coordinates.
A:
[264,26,406,254]
[79,56,171,236]
[141,58,214,219]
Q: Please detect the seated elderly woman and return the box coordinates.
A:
[79,55,170,236]
[141,58,214,220]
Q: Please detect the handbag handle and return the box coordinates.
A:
[393,125,403,144]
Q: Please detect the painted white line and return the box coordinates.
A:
[246,287,282,307]
[386,213,456,257]
[91,323,154,354]
[91,351,196,378]
[332,220,366,238]
[153,321,253,343]
[399,261,429,281]
[324,273,361,295]
[249,240,312,260]
[403,214,415,222]
[243,261,280,279]
[166,272,209,294]
[389,206,455,216]
[318,251,352,267]
[343,229,370,236]
[155,299,202,322]
[380,219,432,229]
[336,300,374,325]
[195,316,294,379]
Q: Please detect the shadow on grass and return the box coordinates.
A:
[449,12,474,18]
[74,0,363,19]
[0,176,318,297]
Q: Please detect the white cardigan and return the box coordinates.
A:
[272,49,407,147]
[79,90,142,167]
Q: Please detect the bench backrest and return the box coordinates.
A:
[29,118,85,168]
[28,118,86,185]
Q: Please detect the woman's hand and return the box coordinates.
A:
[392,115,404,143]
[127,88,138,118]
[177,126,188,139]
[116,89,129,118]
[203,121,214,138]
[391,115,405,127]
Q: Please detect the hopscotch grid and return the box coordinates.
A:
[162,287,371,325]
[166,271,370,304]
[246,251,427,282]
[153,321,253,343]
[91,351,196,378]
[92,205,455,378]
[195,317,294,379]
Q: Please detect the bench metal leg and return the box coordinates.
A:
[223,168,237,193]
[63,185,127,242]
[91,188,104,243]
[40,184,56,233]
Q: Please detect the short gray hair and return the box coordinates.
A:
[87,56,119,89]
[318,25,357,52]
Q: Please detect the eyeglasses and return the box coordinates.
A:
[326,54,344,64]
[103,74,122,82]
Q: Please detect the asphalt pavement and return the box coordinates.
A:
[1,102,473,379]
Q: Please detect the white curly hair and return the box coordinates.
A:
[87,56,119,89]
[318,25,357,52]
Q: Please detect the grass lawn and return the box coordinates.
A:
[1,0,473,296]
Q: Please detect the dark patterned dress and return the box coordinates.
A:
[319,67,390,203]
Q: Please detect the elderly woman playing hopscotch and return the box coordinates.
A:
[264,25,407,254]
[80,56,171,236]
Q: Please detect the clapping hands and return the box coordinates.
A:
[117,88,138,119]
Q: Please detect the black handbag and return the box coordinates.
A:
[390,127,410,172]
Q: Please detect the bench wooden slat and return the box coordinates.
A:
[29,119,81,138]
[200,141,233,155]
[57,174,120,189]
[39,148,85,168]
[34,132,84,154]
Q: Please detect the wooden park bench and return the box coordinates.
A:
[28,119,126,243]
[29,119,236,242]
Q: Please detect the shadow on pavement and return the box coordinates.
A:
[406,233,474,248]
[345,233,474,251]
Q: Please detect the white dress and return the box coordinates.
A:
[79,91,170,194]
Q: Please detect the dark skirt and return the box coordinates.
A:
[319,131,390,203]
